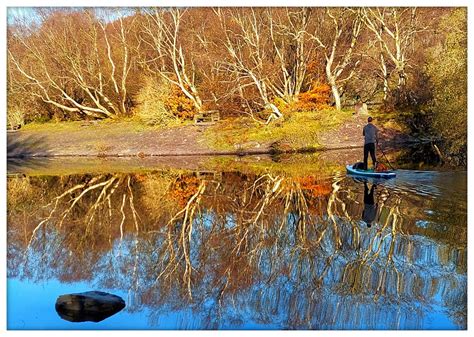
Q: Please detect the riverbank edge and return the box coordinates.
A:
[6,114,420,158]
[7,140,422,158]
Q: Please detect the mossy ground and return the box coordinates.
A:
[203,109,353,151]
[21,116,191,134]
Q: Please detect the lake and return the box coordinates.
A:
[6,153,467,330]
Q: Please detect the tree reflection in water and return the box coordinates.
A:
[7,169,467,329]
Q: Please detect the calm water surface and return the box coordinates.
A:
[7,157,467,329]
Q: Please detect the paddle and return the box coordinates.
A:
[377,142,396,171]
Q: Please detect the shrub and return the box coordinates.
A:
[134,76,178,126]
[426,8,467,163]
[134,76,197,126]
[293,82,331,112]
[7,108,25,130]
[271,82,332,115]
[165,85,196,120]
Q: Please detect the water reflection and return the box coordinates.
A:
[362,181,377,228]
[7,168,467,329]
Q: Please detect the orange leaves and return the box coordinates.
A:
[270,81,332,114]
[134,174,148,182]
[294,176,332,197]
[293,82,331,112]
[167,176,200,208]
[165,85,196,120]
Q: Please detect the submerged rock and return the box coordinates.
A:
[55,291,125,323]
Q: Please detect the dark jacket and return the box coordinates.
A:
[363,123,378,144]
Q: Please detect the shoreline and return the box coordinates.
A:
[7,141,422,159]
[7,115,420,159]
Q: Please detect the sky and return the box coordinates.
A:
[7,7,38,25]
[7,7,137,26]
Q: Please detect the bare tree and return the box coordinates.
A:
[361,8,426,92]
[266,8,314,103]
[309,8,363,111]
[215,8,283,123]
[8,9,135,119]
[139,8,203,112]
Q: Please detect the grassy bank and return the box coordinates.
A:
[9,109,369,157]
[20,116,190,134]
[203,109,353,152]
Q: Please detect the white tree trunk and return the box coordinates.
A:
[331,83,342,111]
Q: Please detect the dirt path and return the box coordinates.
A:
[8,125,230,157]
[318,114,415,150]
[7,117,415,158]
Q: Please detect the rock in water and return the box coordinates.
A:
[55,291,125,323]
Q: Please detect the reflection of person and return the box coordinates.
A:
[362,117,378,170]
[362,181,378,228]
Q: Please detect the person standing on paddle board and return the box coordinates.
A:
[362,117,378,170]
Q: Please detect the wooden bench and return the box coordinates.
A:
[194,110,220,125]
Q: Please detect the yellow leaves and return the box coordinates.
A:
[425,8,467,160]
[134,76,196,125]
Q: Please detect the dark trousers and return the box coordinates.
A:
[363,143,376,170]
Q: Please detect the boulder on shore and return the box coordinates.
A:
[354,102,368,115]
[55,291,125,323]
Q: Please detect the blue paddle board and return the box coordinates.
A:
[346,164,396,179]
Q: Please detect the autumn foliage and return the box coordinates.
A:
[293,82,332,112]
[167,176,200,208]
[165,85,197,120]
[134,76,196,125]
[7,7,456,122]
[6,7,467,162]
[294,176,332,197]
